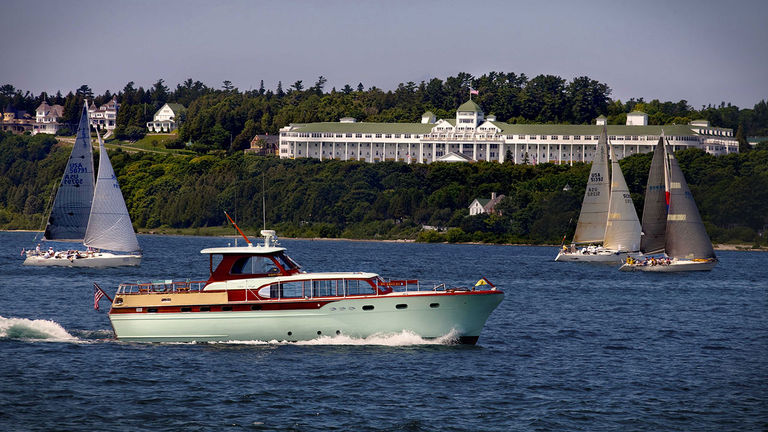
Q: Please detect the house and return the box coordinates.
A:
[2,105,34,134]
[245,133,279,155]
[279,100,739,164]
[469,192,506,216]
[88,96,119,131]
[146,103,186,133]
[32,101,64,135]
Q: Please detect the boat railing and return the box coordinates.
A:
[117,280,207,295]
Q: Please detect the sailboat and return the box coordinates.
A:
[23,103,142,267]
[555,126,642,263]
[619,136,717,272]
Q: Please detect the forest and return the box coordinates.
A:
[1,132,767,245]
[2,71,767,154]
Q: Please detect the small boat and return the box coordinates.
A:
[104,228,504,344]
[24,103,141,267]
[556,126,641,263]
[619,135,717,272]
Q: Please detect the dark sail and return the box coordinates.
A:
[639,137,668,253]
[43,103,95,241]
[664,142,716,260]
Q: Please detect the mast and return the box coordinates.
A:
[572,126,610,244]
[43,103,95,241]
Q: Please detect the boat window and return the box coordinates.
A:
[396,304,408,310]
[312,279,338,297]
[344,279,376,296]
[230,256,279,275]
[274,253,299,271]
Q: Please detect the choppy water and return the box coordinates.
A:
[0,231,766,431]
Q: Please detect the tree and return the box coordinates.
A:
[291,80,304,92]
[736,124,750,153]
[312,76,327,95]
[276,81,284,97]
[222,80,234,92]
[76,84,93,99]
[151,79,169,105]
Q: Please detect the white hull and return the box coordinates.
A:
[24,252,141,268]
[555,249,640,263]
[619,259,717,272]
[109,291,503,344]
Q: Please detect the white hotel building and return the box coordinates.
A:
[279,100,738,164]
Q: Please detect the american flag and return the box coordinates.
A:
[93,283,109,310]
[470,89,479,95]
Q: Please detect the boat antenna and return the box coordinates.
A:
[224,211,251,245]
[262,168,266,230]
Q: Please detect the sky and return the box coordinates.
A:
[2,0,767,110]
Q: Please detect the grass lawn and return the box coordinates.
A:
[107,132,194,154]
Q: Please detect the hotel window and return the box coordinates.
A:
[336,134,343,138]
[355,133,362,138]
[530,135,537,140]
[346,133,352,138]
[540,135,547,139]
[394,134,401,138]
[365,134,372,138]
[551,136,558,140]
[404,134,411,138]
[385,134,391,138]
[375,134,382,138]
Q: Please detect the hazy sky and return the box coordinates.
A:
[2,0,766,109]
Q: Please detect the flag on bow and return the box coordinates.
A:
[474,277,495,289]
[470,89,479,95]
[93,283,112,310]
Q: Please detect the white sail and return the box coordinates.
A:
[603,144,641,252]
[572,126,610,244]
[83,130,140,252]
[43,103,95,241]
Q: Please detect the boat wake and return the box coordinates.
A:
[214,329,461,347]
[0,315,79,342]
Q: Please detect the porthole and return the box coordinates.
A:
[180,307,191,312]
[362,305,374,311]
[200,306,210,312]
[221,306,232,311]
[317,331,322,335]
[336,330,341,335]
[396,304,408,310]
[147,308,158,313]
[287,331,293,336]
[430,303,440,308]
[251,305,262,311]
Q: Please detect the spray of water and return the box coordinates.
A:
[0,316,78,342]
[212,329,460,346]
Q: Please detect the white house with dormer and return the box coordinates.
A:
[89,97,119,131]
[32,101,64,135]
[147,103,186,132]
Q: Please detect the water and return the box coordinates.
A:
[1,231,766,431]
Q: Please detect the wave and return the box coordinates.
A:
[0,315,78,342]
[213,329,460,346]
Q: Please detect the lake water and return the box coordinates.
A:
[0,231,766,431]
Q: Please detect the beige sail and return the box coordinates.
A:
[572,126,610,244]
[603,144,641,252]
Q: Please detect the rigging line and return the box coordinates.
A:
[262,167,266,231]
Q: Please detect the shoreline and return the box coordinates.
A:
[5,229,765,251]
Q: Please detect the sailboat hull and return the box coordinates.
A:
[618,258,717,272]
[23,252,141,268]
[555,249,640,263]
